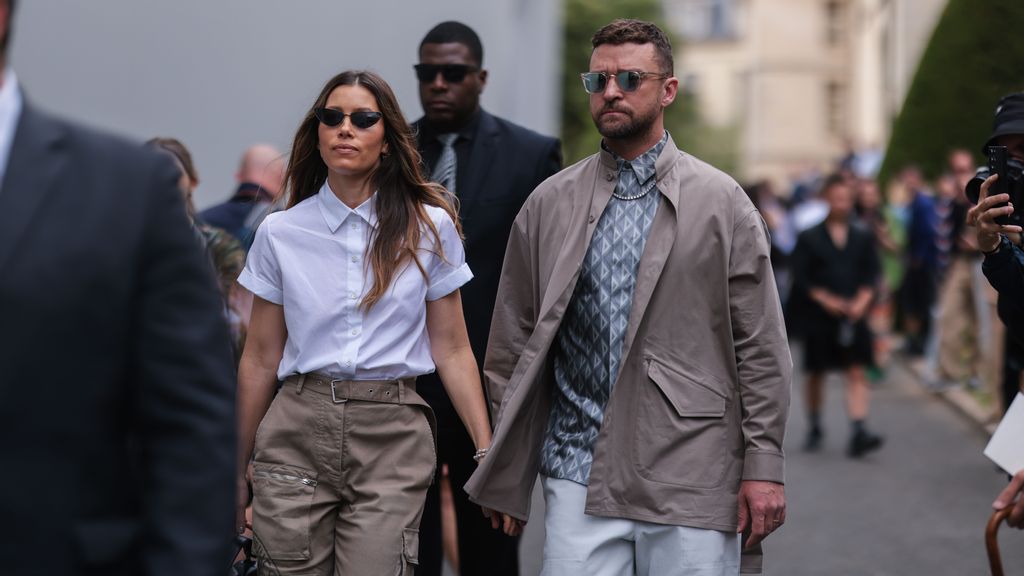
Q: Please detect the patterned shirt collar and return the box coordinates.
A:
[602,130,669,183]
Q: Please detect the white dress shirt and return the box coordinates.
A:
[0,68,24,191]
[239,181,473,380]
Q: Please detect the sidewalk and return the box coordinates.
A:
[904,355,1001,436]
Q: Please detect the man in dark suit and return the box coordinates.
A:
[0,2,237,574]
[413,20,562,576]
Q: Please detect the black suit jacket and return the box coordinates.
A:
[415,110,561,383]
[0,102,237,576]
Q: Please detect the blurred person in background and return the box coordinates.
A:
[0,1,237,574]
[745,179,796,303]
[411,20,562,576]
[234,70,495,575]
[466,19,791,575]
[854,177,899,377]
[791,174,884,457]
[896,165,939,356]
[147,137,251,361]
[199,143,286,246]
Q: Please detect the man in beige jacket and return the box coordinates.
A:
[465,19,791,575]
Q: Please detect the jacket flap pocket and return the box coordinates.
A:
[647,361,726,417]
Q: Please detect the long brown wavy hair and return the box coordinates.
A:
[285,70,461,310]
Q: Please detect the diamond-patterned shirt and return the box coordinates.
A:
[540,132,668,485]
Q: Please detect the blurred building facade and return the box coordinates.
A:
[11,0,562,209]
[664,0,948,188]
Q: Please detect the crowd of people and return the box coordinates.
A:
[747,141,1020,432]
[3,0,1022,573]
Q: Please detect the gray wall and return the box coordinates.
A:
[10,0,563,208]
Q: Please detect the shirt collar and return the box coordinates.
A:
[0,68,24,189]
[602,130,669,183]
[317,181,378,233]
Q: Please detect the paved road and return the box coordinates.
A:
[445,352,1023,575]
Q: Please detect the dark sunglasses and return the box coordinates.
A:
[414,63,477,84]
[580,71,667,94]
[314,108,383,129]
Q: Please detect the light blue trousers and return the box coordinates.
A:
[540,476,741,576]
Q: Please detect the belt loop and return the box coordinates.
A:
[295,374,306,394]
[398,379,406,404]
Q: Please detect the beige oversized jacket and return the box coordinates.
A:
[465,135,791,573]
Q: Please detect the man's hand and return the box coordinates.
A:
[481,506,526,536]
[993,470,1024,529]
[737,480,786,549]
[967,173,1023,252]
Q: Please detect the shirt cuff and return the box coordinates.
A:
[426,263,473,301]
[237,269,283,305]
[741,450,785,484]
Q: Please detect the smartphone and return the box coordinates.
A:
[988,145,1011,225]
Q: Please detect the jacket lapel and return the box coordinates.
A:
[0,103,69,271]
[618,135,682,364]
[460,109,499,208]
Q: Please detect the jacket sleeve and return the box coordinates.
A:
[133,157,237,576]
[729,206,792,484]
[983,239,1024,332]
[482,205,538,421]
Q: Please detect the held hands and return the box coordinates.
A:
[993,470,1024,529]
[481,506,526,536]
[737,480,786,550]
[967,173,1024,252]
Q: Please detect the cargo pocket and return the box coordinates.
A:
[251,462,317,562]
[400,528,419,575]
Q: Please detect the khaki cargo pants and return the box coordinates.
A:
[252,374,436,575]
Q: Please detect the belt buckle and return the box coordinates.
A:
[329,380,348,404]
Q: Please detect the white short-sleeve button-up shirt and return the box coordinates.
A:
[238,181,473,380]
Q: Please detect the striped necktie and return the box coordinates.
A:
[431,133,458,195]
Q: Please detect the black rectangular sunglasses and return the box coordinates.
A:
[414,63,476,84]
[314,108,383,129]
[580,71,666,94]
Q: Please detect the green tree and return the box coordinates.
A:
[561,0,738,171]
[879,0,1024,184]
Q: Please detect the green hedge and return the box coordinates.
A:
[879,0,1024,185]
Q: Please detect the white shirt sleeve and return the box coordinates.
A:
[237,218,284,304]
[424,210,473,301]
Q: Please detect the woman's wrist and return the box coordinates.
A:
[981,234,1004,255]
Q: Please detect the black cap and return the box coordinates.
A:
[984,92,1024,154]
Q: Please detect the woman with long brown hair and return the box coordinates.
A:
[236,70,495,575]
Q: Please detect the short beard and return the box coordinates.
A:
[595,105,659,140]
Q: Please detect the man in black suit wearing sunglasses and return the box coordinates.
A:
[0,1,236,575]
[413,20,562,576]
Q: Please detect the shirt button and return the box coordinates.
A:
[351,255,359,263]
[345,360,352,367]
[351,329,358,336]
[350,292,358,300]
[351,223,358,230]
[589,214,596,223]
[606,173,615,181]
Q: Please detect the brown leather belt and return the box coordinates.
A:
[286,373,417,405]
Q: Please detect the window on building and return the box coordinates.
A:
[825,0,846,46]
[675,0,738,41]
[827,81,846,135]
